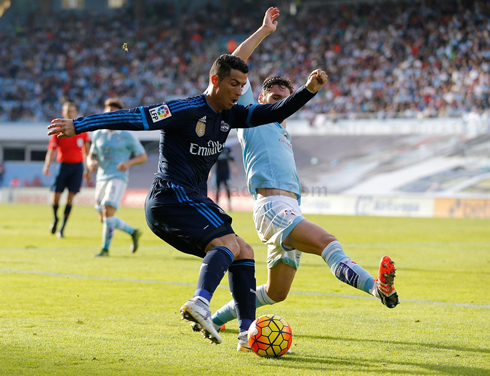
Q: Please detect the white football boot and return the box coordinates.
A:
[181,297,222,344]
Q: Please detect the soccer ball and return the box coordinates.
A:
[247,314,292,357]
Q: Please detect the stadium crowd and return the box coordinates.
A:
[1,0,489,122]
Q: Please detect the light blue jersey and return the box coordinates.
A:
[90,130,146,183]
[237,80,302,202]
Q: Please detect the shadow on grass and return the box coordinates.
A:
[275,353,488,375]
[228,329,488,374]
[299,333,489,354]
[262,333,489,375]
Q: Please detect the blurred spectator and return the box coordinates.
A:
[0,163,4,187]
[0,0,489,121]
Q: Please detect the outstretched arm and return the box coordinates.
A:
[236,69,328,128]
[232,7,279,61]
[47,107,150,139]
[47,103,176,138]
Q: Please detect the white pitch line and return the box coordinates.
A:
[2,240,490,252]
[1,268,488,309]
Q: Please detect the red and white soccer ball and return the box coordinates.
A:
[247,314,293,357]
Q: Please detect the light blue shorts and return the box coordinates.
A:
[253,195,305,270]
[94,179,127,211]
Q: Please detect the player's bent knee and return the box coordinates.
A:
[238,242,254,260]
[205,233,241,257]
[234,236,254,260]
[268,290,289,303]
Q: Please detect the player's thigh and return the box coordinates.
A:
[149,224,206,258]
[94,181,107,211]
[284,219,337,256]
[145,179,234,257]
[267,261,297,302]
[253,195,305,252]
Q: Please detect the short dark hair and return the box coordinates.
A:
[104,97,124,110]
[262,77,294,94]
[209,54,249,81]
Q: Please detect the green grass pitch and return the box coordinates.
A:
[0,203,489,375]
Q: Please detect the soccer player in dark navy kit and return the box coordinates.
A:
[48,54,328,349]
[43,101,91,238]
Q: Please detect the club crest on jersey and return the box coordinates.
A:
[149,104,172,123]
[196,116,206,137]
[220,121,230,132]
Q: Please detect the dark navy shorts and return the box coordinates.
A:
[51,162,84,193]
[145,177,234,258]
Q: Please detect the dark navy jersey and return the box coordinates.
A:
[73,85,315,191]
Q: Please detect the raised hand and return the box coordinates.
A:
[263,7,280,34]
[305,70,329,94]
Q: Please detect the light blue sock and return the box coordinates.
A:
[321,240,375,294]
[255,284,276,306]
[212,300,237,327]
[112,216,134,235]
[212,284,275,326]
[102,217,116,250]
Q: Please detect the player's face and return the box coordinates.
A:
[62,104,78,119]
[258,85,291,105]
[214,69,248,110]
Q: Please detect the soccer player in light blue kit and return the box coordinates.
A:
[211,8,399,335]
[87,98,148,257]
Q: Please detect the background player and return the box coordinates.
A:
[211,8,399,333]
[87,98,148,257]
[213,145,238,211]
[47,54,328,349]
[43,101,91,238]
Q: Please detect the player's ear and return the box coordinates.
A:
[211,75,220,87]
[258,92,265,104]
